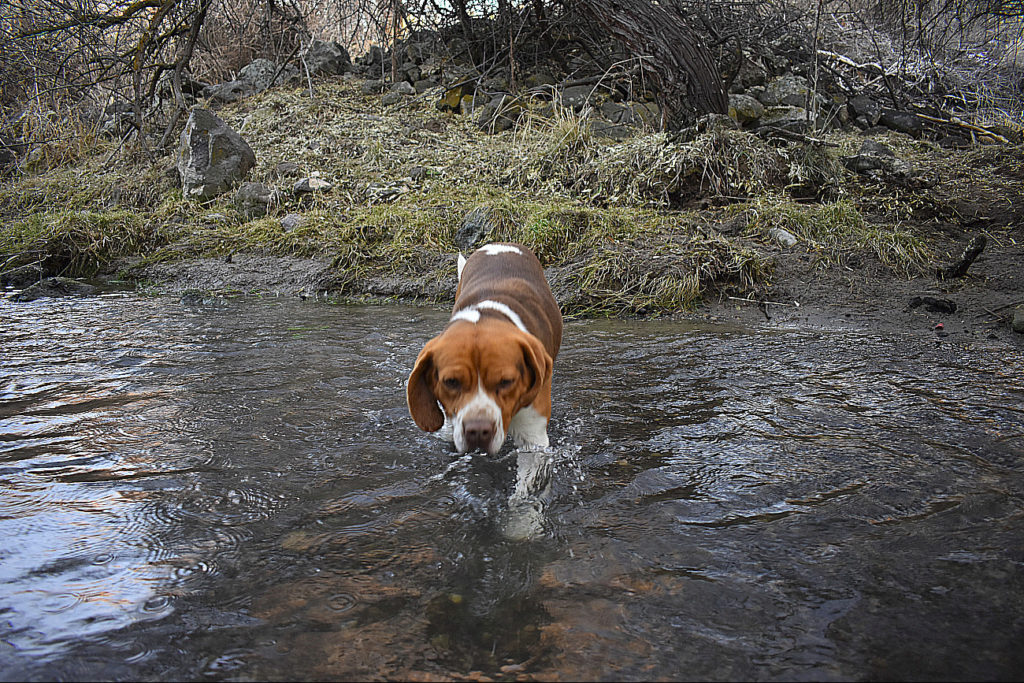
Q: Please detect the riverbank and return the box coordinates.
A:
[2,77,1022,345]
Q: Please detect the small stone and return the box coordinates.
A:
[360,79,384,96]
[390,80,415,95]
[281,213,305,231]
[1012,305,1024,334]
[770,227,798,248]
[381,91,404,106]
[293,177,333,194]
[274,161,301,178]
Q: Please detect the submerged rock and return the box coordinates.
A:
[13,277,97,301]
[178,109,256,200]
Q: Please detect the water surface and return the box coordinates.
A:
[1,295,1022,680]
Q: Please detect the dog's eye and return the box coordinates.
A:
[442,377,461,391]
[497,378,514,390]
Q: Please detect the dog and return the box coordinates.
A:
[407,242,562,455]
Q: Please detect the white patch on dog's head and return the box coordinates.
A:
[453,378,505,454]
[479,244,522,256]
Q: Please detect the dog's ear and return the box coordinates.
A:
[516,333,553,411]
[407,340,445,432]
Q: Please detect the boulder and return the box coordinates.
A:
[233,181,282,218]
[1013,305,1024,334]
[413,79,438,94]
[238,58,283,92]
[361,79,384,96]
[728,94,765,126]
[13,277,97,301]
[302,39,351,76]
[390,81,415,95]
[842,138,917,179]
[177,109,256,200]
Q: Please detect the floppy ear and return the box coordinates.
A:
[516,333,553,411]
[407,341,445,432]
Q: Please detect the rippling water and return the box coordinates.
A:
[1,295,1022,680]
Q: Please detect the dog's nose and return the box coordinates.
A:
[463,419,495,452]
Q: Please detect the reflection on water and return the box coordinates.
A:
[1,295,1022,681]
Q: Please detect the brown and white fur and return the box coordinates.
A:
[407,242,562,455]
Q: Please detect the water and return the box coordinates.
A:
[1,295,1022,681]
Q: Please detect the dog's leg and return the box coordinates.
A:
[508,405,549,451]
[503,448,554,540]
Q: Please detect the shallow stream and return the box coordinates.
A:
[1,296,1022,680]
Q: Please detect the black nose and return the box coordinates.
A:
[464,419,495,452]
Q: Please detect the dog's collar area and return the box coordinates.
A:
[451,300,529,335]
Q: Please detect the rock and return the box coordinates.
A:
[848,95,882,126]
[238,58,282,92]
[842,138,918,180]
[381,91,404,106]
[413,79,438,94]
[759,105,813,133]
[177,108,256,200]
[456,207,500,250]
[909,296,957,314]
[273,161,301,178]
[361,79,384,96]
[758,75,811,107]
[390,81,415,95]
[880,109,924,137]
[476,94,524,133]
[13,277,97,302]
[1013,305,1024,334]
[1,263,44,288]
[280,213,305,231]
[523,72,556,89]
[293,176,333,194]
[728,94,765,126]
[233,181,282,218]
[732,54,769,91]
[559,85,595,110]
[203,80,251,104]
[437,84,472,112]
[301,39,351,76]
[770,227,798,247]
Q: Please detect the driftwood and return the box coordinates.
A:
[938,234,987,280]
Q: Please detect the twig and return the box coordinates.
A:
[728,296,799,308]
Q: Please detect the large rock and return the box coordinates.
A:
[302,39,351,76]
[178,109,256,200]
[880,109,925,137]
[758,75,812,107]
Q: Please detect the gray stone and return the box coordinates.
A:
[381,91,404,106]
[361,79,384,96]
[293,177,333,194]
[302,39,351,76]
[178,109,256,200]
[1013,305,1024,334]
[281,213,305,231]
[559,85,595,110]
[456,207,500,250]
[770,227,798,248]
[13,277,97,302]
[233,181,281,218]
[273,161,301,178]
[476,94,524,133]
[880,109,924,137]
[759,106,813,133]
[238,58,280,92]
[848,95,881,126]
[390,80,415,95]
[203,80,250,103]
[414,79,438,94]
[728,94,765,126]
[758,75,811,107]
[843,138,917,179]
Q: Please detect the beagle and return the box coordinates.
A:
[407,242,562,455]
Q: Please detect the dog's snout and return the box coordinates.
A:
[463,418,495,452]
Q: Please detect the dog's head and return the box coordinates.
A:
[407,318,553,454]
